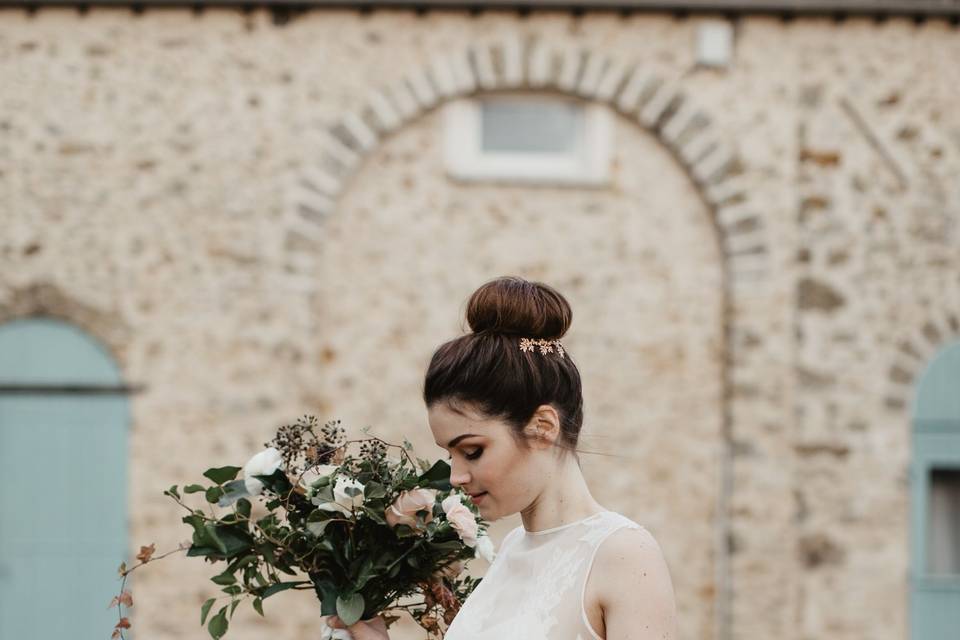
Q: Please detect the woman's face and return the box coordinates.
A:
[428,401,544,521]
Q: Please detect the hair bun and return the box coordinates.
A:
[465,276,572,339]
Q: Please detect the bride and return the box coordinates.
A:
[328,276,678,640]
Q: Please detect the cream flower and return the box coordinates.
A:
[314,475,366,516]
[475,533,496,563]
[320,619,352,640]
[243,447,283,496]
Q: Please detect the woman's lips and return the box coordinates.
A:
[469,492,487,505]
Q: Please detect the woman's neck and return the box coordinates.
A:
[520,455,605,533]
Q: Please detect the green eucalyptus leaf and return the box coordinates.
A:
[252,597,264,617]
[222,585,242,596]
[205,524,229,555]
[204,524,254,559]
[336,593,365,627]
[206,486,225,504]
[353,557,376,591]
[254,469,292,495]
[186,545,218,558]
[227,554,258,572]
[261,581,309,599]
[306,516,333,538]
[361,506,387,525]
[208,608,229,639]
[417,460,451,490]
[165,485,181,500]
[314,580,339,616]
[211,570,236,585]
[236,498,252,519]
[200,598,216,625]
[184,484,207,494]
[363,482,386,499]
[204,466,242,485]
[229,600,241,618]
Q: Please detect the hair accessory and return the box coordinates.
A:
[519,337,565,358]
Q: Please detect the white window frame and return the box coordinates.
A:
[443,94,612,186]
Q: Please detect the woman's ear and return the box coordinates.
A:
[525,404,561,447]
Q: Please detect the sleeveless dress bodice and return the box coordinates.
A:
[445,510,645,640]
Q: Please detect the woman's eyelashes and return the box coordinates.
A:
[447,448,483,461]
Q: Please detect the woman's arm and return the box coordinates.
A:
[597,527,679,640]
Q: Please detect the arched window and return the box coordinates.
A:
[0,317,132,639]
[911,341,960,640]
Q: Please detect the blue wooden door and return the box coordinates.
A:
[0,318,131,640]
[911,341,960,640]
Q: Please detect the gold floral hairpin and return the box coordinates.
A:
[519,338,565,358]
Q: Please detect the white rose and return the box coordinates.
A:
[475,534,496,563]
[320,619,352,640]
[314,475,366,516]
[243,447,283,496]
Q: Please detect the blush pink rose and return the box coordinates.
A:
[385,488,438,531]
[441,494,479,548]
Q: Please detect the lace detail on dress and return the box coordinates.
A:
[444,511,645,640]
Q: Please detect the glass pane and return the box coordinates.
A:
[928,468,960,575]
[480,98,581,154]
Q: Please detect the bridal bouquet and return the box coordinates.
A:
[111,417,493,640]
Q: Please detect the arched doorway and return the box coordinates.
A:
[911,341,960,640]
[0,317,133,639]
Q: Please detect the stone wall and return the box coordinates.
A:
[1,8,958,640]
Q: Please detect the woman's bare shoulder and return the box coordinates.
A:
[594,526,678,639]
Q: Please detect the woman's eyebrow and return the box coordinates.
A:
[437,433,481,448]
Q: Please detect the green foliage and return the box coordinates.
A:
[168,419,487,640]
[417,459,452,491]
[208,607,228,639]
[336,593,365,626]
[203,466,242,485]
[200,598,216,625]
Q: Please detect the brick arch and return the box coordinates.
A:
[0,282,134,372]
[286,36,788,635]
[285,35,770,288]
[885,309,960,414]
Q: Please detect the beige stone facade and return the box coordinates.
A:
[1,7,959,640]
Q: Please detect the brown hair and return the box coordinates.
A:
[423,276,584,457]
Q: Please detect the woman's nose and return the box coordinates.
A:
[449,462,471,488]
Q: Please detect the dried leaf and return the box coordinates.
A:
[117,562,127,576]
[120,591,133,607]
[382,614,401,629]
[136,544,156,564]
[114,617,132,630]
[111,630,121,639]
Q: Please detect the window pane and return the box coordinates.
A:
[928,468,960,575]
[480,98,580,154]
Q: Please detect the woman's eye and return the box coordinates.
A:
[447,449,483,461]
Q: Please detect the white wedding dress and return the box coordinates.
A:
[444,510,644,640]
